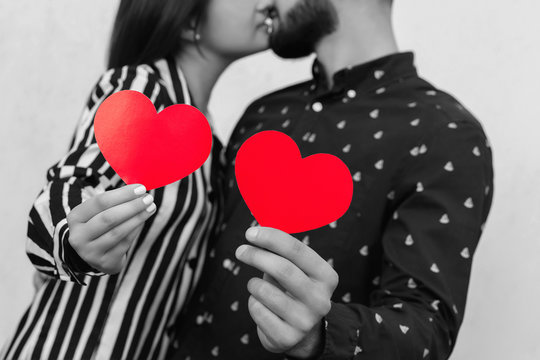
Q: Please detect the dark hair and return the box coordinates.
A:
[107,0,210,69]
[270,0,338,59]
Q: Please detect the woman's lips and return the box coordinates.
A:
[258,6,279,35]
[264,16,275,34]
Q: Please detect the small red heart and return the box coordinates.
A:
[235,131,353,234]
[95,90,212,190]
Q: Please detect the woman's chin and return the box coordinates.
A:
[233,47,270,61]
[236,41,271,58]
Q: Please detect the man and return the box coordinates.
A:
[172,0,493,358]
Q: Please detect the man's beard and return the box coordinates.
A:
[270,0,338,59]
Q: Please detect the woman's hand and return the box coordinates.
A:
[66,184,156,274]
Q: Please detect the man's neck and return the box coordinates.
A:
[314,2,398,88]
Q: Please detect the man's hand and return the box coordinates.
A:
[235,227,339,358]
[67,184,156,274]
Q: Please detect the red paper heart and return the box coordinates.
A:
[235,131,353,234]
[94,90,212,190]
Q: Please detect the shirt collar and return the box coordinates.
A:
[311,52,418,95]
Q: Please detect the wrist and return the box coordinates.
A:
[64,234,98,273]
[286,320,326,359]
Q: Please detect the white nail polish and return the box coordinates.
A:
[143,194,154,205]
[236,245,247,258]
[134,185,146,195]
[146,203,157,213]
[246,227,258,240]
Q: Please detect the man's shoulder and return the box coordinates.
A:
[244,79,313,114]
[389,76,487,138]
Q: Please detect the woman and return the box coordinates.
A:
[1,0,276,359]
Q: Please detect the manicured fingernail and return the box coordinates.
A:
[146,203,157,213]
[236,245,248,259]
[143,194,154,205]
[246,227,258,241]
[134,185,146,195]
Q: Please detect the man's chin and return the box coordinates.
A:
[271,48,314,59]
[270,36,314,59]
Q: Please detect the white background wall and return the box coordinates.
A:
[1,0,539,359]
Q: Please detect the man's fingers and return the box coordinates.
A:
[248,296,299,352]
[248,277,315,333]
[263,273,287,292]
[257,328,281,354]
[85,193,155,239]
[69,184,148,223]
[236,244,314,302]
[245,227,336,284]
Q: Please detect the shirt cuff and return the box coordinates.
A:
[319,302,360,360]
[52,219,100,285]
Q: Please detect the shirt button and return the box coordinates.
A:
[312,102,323,112]
[347,89,357,98]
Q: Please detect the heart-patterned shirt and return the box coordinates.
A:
[172,52,494,359]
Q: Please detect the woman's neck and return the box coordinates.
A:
[175,47,232,115]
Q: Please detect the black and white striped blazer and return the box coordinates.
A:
[2,57,224,360]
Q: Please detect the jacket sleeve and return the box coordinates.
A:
[25,65,170,285]
[321,118,494,359]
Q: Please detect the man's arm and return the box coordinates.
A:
[236,118,493,359]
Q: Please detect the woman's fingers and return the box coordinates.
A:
[83,210,153,273]
[95,250,129,275]
[125,222,145,245]
[67,185,157,274]
[84,192,155,240]
[68,184,147,224]
[92,203,155,254]
[97,222,147,274]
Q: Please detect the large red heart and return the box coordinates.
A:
[94,90,212,190]
[235,131,353,234]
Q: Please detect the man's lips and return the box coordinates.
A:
[264,16,275,34]
[258,6,279,35]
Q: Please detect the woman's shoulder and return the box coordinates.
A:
[96,63,162,94]
[91,60,180,107]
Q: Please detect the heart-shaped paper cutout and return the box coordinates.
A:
[235,130,353,234]
[95,90,212,190]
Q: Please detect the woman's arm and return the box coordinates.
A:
[26,65,169,284]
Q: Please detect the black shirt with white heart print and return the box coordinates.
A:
[171,52,494,360]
